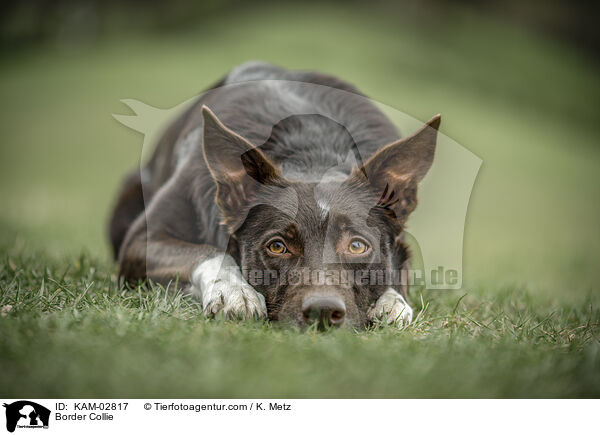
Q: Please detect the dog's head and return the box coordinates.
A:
[201,106,439,328]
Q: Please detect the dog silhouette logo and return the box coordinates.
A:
[3,401,50,432]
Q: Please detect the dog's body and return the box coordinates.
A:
[110,62,440,328]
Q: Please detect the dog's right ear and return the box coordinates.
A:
[201,106,285,226]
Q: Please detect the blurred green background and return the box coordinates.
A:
[0,0,599,398]
[1,0,599,294]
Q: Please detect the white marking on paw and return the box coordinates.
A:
[191,254,267,320]
[367,288,413,326]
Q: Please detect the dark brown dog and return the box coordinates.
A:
[110,62,440,329]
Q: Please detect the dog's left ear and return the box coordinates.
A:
[356,114,440,221]
[201,105,285,226]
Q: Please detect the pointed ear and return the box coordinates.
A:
[357,114,441,221]
[201,105,284,225]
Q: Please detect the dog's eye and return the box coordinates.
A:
[266,239,287,255]
[348,238,368,255]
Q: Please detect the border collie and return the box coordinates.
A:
[109,62,440,329]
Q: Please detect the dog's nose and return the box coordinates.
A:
[302,295,346,328]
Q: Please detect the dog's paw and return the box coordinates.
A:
[191,254,267,320]
[201,278,267,320]
[367,288,413,326]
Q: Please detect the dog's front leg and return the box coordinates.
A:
[118,218,267,320]
[367,288,413,326]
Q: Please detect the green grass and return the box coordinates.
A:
[1,2,599,397]
[1,247,598,398]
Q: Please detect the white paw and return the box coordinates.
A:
[367,288,413,326]
[191,254,267,320]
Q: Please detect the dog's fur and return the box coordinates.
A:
[110,62,440,328]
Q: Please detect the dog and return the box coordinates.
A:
[109,61,440,329]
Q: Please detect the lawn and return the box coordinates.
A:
[0,3,599,397]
